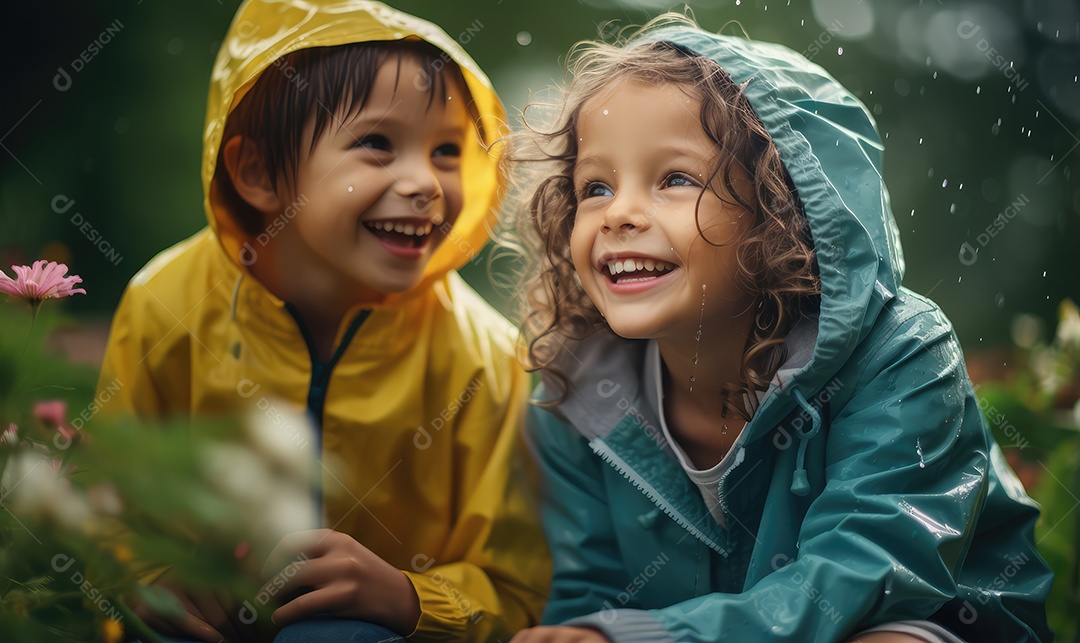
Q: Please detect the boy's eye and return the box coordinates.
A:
[664,172,699,188]
[432,143,461,158]
[354,134,391,152]
[579,181,613,199]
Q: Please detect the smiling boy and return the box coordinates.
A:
[96,1,548,641]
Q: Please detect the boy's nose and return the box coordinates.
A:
[394,158,442,205]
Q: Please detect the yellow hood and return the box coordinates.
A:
[202,0,505,300]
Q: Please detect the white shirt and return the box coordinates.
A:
[646,341,744,528]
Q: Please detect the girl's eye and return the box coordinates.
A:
[355,134,391,151]
[580,182,614,199]
[433,143,461,158]
[665,172,699,188]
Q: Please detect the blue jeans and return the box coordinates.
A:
[156,619,404,643]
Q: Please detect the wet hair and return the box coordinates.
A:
[214,39,478,235]
[501,14,821,418]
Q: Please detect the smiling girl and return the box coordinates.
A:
[505,14,1052,643]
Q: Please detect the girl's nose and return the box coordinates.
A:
[600,197,650,234]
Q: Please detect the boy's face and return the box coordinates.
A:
[271,55,467,300]
[569,80,754,341]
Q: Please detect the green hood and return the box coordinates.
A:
[646,27,905,432]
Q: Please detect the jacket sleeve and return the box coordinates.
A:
[400,364,551,641]
[96,280,190,419]
[524,402,642,625]
[566,306,1049,642]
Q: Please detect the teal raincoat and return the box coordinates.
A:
[527,25,1053,642]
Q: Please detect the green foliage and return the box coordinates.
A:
[978,300,1080,642]
[0,293,318,642]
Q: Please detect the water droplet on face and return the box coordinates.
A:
[603,109,609,115]
[348,186,353,192]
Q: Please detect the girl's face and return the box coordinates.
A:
[569,80,754,342]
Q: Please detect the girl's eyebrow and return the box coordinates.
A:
[574,147,713,173]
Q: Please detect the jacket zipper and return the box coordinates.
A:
[285,305,371,509]
[590,438,730,557]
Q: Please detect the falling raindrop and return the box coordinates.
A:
[516,31,532,46]
[919,138,924,145]
[976,86,981,95]
[910,209,915,217]
[942,179,948,188]
[995,293,1006,308]
[949,203,956,214]
[837,47,844,55]
[1043,271,1047,277]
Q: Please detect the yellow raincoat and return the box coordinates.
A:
[96,1,549,638]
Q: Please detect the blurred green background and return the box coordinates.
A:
[1,0,1077,347]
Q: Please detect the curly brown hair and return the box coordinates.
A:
[501,15,821,418]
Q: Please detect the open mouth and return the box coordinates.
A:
[363,219,436,249]
[603,258,676,284]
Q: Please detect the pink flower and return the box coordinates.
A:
[33,400,80,448]
[0,260,86,305]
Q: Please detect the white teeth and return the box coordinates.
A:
[603,258,675,275]
[367,221,434,236]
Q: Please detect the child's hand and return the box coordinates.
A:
[133,572,252,642]
[262,528,421,635]
[510,626,613,642]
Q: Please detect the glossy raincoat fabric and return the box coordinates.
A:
[97,1,548,638]
[527,25,1053,642]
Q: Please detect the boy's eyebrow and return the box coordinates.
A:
[335,110,467,139]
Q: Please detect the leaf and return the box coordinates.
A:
[133,582,186,621]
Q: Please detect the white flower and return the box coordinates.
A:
[260,483,317,542]
[1056,299,1080,349]
[201,444,278,506]
[87,484,123,516]
[1,451,91,529]
[244,399,315,480]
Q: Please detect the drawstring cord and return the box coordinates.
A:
[790,388,822,496]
